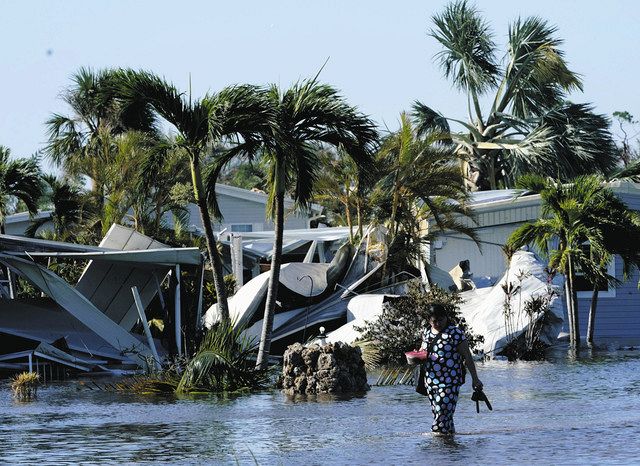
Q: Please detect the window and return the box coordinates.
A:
[230,224,253,233]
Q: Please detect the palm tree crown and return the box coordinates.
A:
[420,0,618,190]
[228,78,379,368]
[0,146,42,226]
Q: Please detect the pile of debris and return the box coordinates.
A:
[280,342,369,395]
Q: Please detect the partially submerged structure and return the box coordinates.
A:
[0,225,202,376]
[322,251,564,358]
[432,181,640,346]
[206,226,460,355]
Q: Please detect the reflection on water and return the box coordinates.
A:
[2,350,640,465]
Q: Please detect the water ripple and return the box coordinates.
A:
[1,351,640,464]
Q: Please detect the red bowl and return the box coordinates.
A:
[405,350,428,364]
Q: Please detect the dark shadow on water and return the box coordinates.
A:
[283,391,369,403]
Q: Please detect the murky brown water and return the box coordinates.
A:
[2,349,640,465]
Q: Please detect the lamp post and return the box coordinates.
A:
[318,326,327,347]
[297,274,314,343]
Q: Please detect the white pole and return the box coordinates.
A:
[231,234,244,288]
[303,240,318,263]
[28,353,33,373]
[174,264,182,357]
[131,286,162,371]
[317,241,326,263]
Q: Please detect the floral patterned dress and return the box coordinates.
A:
[421,324,466,433]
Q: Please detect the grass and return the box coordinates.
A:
[11,372,40,401]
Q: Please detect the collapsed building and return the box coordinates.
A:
[0,225,202,377]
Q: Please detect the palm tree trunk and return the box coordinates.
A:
[380,185,401,286]
[564,269,574,347]
[344,200,353,244]
[389,181,400,241]
[587,288,599,347]
[488,152,497,190]
[190,158,230,323]
[356,198,363,240]
[256,188,285,369]
[567,256,581,349]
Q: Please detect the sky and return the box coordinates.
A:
[1,0,639,170]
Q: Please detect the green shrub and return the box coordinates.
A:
[355,282,484,365]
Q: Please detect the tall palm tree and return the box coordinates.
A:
[113,70,271,323]
[371,113,478,282]
[211,79,378,369]
[418,0,617,190]
[507,175,640,349]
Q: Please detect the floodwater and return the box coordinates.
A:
[2,350,640,465]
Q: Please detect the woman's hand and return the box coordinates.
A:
[472,378,483,391]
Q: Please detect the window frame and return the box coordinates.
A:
[229,223,253,233]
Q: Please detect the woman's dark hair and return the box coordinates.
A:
[427,303,448,320]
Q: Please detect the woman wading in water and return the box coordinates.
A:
[421,304,483,435]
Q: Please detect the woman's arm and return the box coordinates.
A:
[459,340,483,390]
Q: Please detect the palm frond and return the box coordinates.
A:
[502,16,582,117]
[430,0,499,94]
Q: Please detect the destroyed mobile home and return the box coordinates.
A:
[0,223,564,379]
[207,228,564,359]
[0,225,203,377]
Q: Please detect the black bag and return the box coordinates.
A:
[471,388,493,413]
[416,364,429,396]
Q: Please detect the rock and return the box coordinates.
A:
[280,342,370,395]
[317,353,337,371]
[302,346,320,370]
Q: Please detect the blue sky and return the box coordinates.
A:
[1,0,638,168]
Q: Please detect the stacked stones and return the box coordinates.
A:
[281,342,369,395]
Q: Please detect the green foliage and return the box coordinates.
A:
[313,147,373,242]
[176,320,269,394]
[369,113,477,276]
[355,282,483,365]
[0,147,43,223]
[25,174,87,241]
[422,0,618,190]
[217,158,267,191]
[507,174,640,346]
[203,274,237,309]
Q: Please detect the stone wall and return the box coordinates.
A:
[280,342,369,395]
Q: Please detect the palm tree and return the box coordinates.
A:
[371,113,478,282]
[24,174,85,241]
[112,70,271,323]
[0,146,43,297]
[507,175,640,349]
[418,0,617,190]
[129,139,193,238]
[313,148,368,243]
[579,189,640,346]
[213,79,378,369]
[0,147,43,230]
[46,68,156,193]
